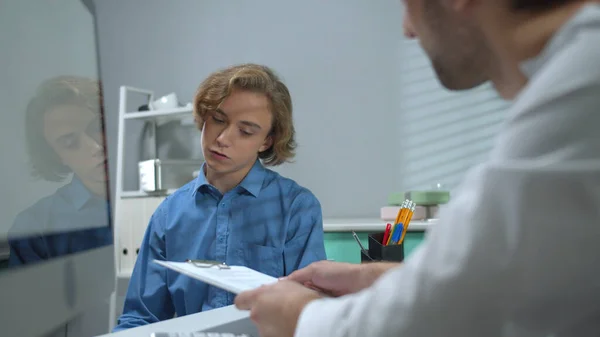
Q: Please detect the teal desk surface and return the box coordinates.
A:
[322,217,433,263]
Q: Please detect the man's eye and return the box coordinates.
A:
[212,116,225,124]
[59,136,79,149]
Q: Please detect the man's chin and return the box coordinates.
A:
[79,179,109,197]
[204,159,232,173]
[86,175,108,183]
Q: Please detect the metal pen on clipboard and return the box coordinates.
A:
[185,259,230,269]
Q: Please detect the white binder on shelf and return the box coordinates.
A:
[154,260,278,294]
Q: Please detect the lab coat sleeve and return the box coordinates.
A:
[113,203,175,332]
[295,163,510,337]
[295,68,600,337]
[283,190,327,275]
[296,19,600,337]
[295,159,600,337]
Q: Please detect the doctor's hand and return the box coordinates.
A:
[234,280,321,337]
[286,260,401,297]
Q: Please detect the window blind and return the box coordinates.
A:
[396,40,510,191]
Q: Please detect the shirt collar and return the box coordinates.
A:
[60,175,94,210]
[520,4,600,79]
[193,160,266,197]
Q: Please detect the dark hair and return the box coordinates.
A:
[511,0,581,11]
[25,76,104,181]
[193,63,296,166]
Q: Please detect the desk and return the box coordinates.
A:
[98,305,258,337]
[323,218,435,232]
[110,218,433,330]
[322,218,432,263]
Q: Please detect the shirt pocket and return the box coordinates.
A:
[233,242,283,278]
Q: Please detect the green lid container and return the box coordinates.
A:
[388,190,450,206]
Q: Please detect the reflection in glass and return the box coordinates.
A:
[6,76,112,268]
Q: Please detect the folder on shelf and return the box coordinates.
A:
[154,259,278,294]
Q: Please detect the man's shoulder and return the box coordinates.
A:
[168,179,197,198]
[154,179,196,212]
[262,168,319,202]
[9,189,66,235]
[498,13,600,162]
[523,9,600,106]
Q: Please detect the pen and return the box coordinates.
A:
[353,231,373,260]
[387,200,408,245]
[390,223,404,244]
[398,202,416,245]
[352,231,368,253]
[382,223,392,246]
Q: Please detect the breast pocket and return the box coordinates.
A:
[233,242,283,278]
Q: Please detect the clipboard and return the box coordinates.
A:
[154,259,278,294]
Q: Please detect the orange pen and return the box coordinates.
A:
[386,200,408,245]
[398,202,416,245]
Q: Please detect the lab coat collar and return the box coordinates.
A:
[520,4,600,79]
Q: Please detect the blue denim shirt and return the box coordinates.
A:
[7,177,112,266]
[114,160,326,331]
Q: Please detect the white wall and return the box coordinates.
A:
[94,0,403,218]
[0,0,99,239]
[94,0,508,219]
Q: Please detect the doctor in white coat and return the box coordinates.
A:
[235,0,600,336]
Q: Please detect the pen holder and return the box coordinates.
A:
[360,232,404,263]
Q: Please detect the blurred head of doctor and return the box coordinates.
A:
[401,0,587,96]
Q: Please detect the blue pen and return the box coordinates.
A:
[391,223,404,244]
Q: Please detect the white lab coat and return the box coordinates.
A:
[295,4,600,337]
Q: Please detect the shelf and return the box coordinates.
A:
[117,269,133,279]
[149,159,203,165]
[123,106,193,123]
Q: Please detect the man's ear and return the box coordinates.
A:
[259,135,273,153]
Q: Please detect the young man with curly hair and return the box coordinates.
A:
[114,64,326,331]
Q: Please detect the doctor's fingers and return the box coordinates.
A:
[234,285,269,310]
[286,260,328,283]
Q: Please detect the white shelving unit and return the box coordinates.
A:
[122,106,194,123]
[115,86,198,197]
[114,86,202,276]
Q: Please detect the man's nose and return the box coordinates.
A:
[403,13,417,39]
[83,134,104,156]
[216,126,233,147]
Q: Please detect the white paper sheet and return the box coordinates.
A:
[154,260,278,294]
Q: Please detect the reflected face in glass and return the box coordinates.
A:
[43,104,107,196]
